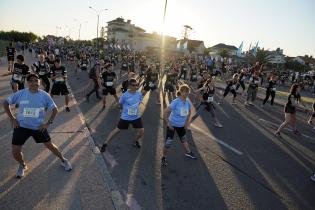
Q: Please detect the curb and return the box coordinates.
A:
[67,83,129,210]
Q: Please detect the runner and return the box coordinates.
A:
[6,42,16,72]
[262,75,278,106]
[178,60,189,80]
[121,72,136,93]
[219,73,239,105]
[142,65,161,104]
[307,102,315,132]
[86,60,102,101]
[245,71,260,106]
[236,68,247,96]
[120,56,129,79]
[163,67,178,103]
[101,63,119,109]
[32,54,51,93]
[100,78,144,152]
[3,74,72,178]
[161,84,197,166]
[50,58,71,112]
[274,83,304,137]
[11,55,30,92]
[193,78,223,127]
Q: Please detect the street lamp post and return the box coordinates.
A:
[89,6,108,49]
[74,19,88,40]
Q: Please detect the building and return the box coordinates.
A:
[176,39,205,55]
[266,48,286,65]
[209,43,238,56]
[106,17,176,51]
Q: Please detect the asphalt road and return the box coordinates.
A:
[1,51,314,210]
[65,59,315,210]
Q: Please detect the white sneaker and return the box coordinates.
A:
[16,164,28,178]
[311,174,315,182]
[214,122,223,128]
[61,159,72,171]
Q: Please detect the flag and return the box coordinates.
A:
[237,41,243,56]
[252,41,259,56]
[248,42,252,51]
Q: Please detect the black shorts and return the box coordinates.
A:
[80,66,87,71]
[7,56,14,62]
[164,84,175,92]
[12,127,51,145]
[284,105,296,114]
[103,86,116,95]
[143,83,157,91]
[51,82,69,95]
[166,126,186,142]
[11,79,25,90]
[117,118,143,130]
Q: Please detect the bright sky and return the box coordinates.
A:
[0,0,314,57]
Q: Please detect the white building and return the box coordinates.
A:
[106,17,176,51]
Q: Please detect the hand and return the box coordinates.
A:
[167,122,174,130]
[10,118,19,128]
[184,122,191,129]
[38,123,49,132]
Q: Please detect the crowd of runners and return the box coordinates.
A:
[3,41,315,182]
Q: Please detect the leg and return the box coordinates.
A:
[104,128,121,145]
[44,141,65,161]
[263,91,271,105]
[12,145,26,165]
[162,127,176,158]
[270,91,275,105]
[65,95,69,107]
[290,113,297,131]
[276,113,290,133]
[134,128,144,143]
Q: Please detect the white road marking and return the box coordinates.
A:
[190,123,243,155]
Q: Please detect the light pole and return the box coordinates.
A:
[161,0,168,76]
[89,6,108,49]
[55,26,62,37]
[74,19,88,40]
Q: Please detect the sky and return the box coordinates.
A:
[0,0,314,57]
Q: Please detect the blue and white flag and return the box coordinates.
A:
[237,41,243,56]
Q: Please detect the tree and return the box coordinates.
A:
[219,49,228,58]
[0,30,39,43]
[255,48,270,64]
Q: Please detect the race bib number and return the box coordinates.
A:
[149,82,154,87]
[254,80,259,84]
[207,96,214,102]
[82,64,87,67]
[180,108,189,117]
[23,108,40,118]
[39,71,46,75]
[231,85,236,89]
[56,77,64,82]
[192,75,197,79]
[127,107,138,116]
[106,81,113,86]
[123,64,127,67]
[13,74,22,81]
[272,88,276,91]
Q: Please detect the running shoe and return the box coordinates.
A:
[274,131,281,138]
[308,120,312,125]
[293,130,301,135]
[161,157,167,166]
[61,158,72,171]
[65,107,70,112]
[100,143,107,153]
[185,151,197,159]
[133,141,141,148]
[16,164,28,178]
[214,122,223,128]
[311,173,315,182]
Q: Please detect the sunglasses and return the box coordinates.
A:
[130,83,139,87]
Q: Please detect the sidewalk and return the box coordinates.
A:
[0,54,125,210]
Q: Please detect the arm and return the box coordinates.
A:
[3,100,19,128]
[39,107,58,132]
[184,109,192,129]
[163,107,173,128]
